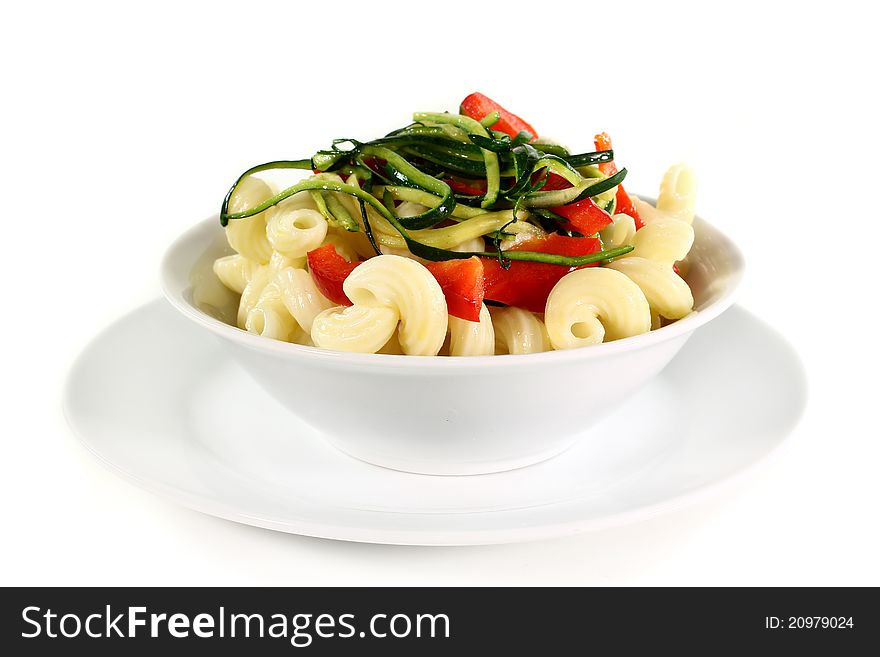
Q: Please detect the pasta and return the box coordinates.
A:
[341,255,448,356]
[213,254,261,295]
[626,219,694,265]
[321,230,362,262]
[211,93,701,355]
[397,201,430,219]
[544,268,652,349]
[266,205,328,258]
[268,250,306,272]
[191,251,240,326]
[490,307,551,355]
[311,305,399,353]
[629,195,665,225]
[236,254,306,331]
[245,276,300,342]
[379,244,425,260]
[656,164,697,224]
[377,330,405,355]
[448,304,495,356]
[276,267,335,334]
[452,236,485,253]
[610,216,695,322]
[599,213,637,250]
[605,257,694,321]
[237,267,273,329]
[224,176,275,264]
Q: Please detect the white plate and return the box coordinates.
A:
[64,300,806,546]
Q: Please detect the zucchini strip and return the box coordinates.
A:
[308,190,333,222]
[358,145,455,229]
[381,186,487,219]
[222,176,633,266]
[219,101,642,272]
[506,144,583,198]
[565,150,614,167]
[523,168,628,207]
[371,133,485,159]
[532,142,570,157]
[413,111,501,208]
[308,173,361,231]
[219,160,312,225]
[379,210,529,251]
[479,111,500,128]
[400,145,487,176]
[471,244,633,266]
[324,193,359,232]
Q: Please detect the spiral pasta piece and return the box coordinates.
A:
[448,303,495,356]
[268,250,306,272]
[377,330,405,355]
[237,267,271,329]
[599,213,637,250]
[605,257,694,320]
[610,214,694,321]
[629,195,666,225]
[311,305,399,354]
[276,267,335,334]
[657,164,697,224]
[490,307,551,355]
[225,176,275,263]
[213,254,262,295]
[245,277,299,342]
[280,190,317,212]
[627,220,694,265]
[266,203,328,258]
[343,255,448,356]
[544,268,651,349]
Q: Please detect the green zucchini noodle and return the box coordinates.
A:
[220,109,630,266]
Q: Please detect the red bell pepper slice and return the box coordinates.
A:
[444,177,488,196]
[613,186,644,229]
[482,234,601,313]
[594,132,617,176]
[308,244,486,321]
[594,132,644,229]
[460,92,539,140]
[425,257,485,322]
[551,197,613,236]
[536,171,574,191]
[306,244,361,306]
[530,171,612,235]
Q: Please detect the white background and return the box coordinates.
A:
[2,0,877,585]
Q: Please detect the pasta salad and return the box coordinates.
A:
[213,93,697,356]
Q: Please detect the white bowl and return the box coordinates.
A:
[160,211,744,475]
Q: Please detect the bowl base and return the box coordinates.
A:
[320,435,580,476]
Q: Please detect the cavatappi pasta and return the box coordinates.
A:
[211,93,700,355]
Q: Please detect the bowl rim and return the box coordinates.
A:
[160,211,745,369]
